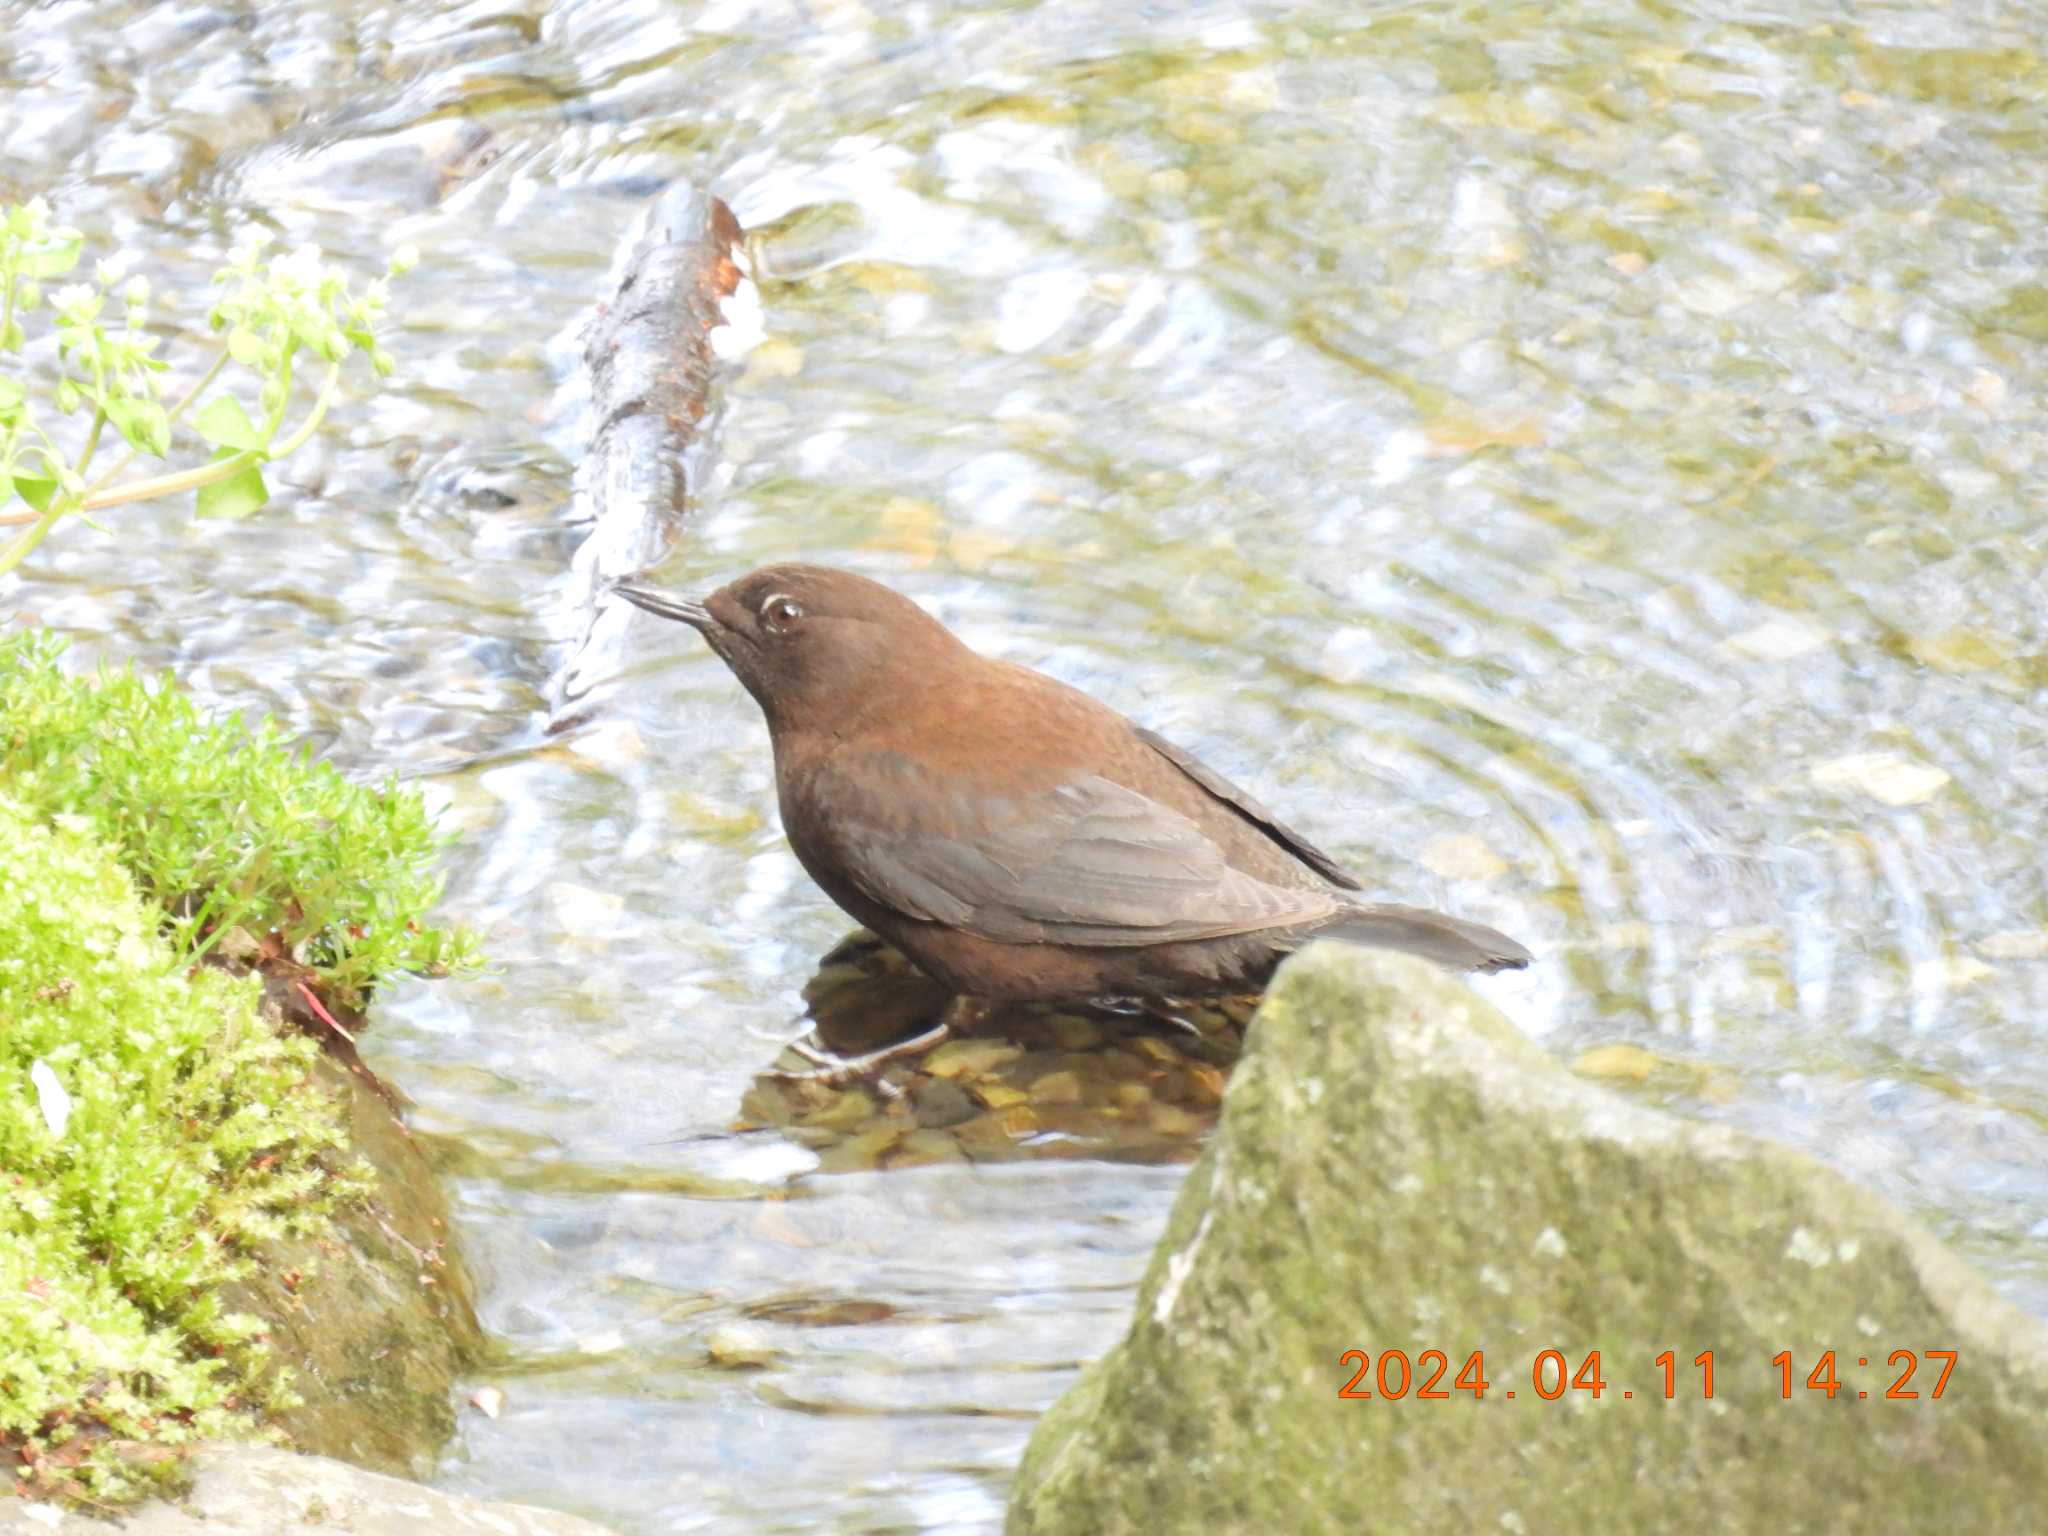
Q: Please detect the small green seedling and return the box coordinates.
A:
[0,197,415,577]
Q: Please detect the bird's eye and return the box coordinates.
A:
[759,594,805,634]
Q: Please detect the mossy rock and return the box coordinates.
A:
[1009,945,2048,1536]
[223,1050,484,1478]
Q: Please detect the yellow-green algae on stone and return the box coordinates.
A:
[1008,946,2048,1536]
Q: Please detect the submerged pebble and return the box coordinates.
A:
[743,932,1251,1168]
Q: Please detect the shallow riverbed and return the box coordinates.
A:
[5,0,2046,1530]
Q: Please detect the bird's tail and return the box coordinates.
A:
[1322,903,1532,973]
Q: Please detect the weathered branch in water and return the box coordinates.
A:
[551,184,744,724]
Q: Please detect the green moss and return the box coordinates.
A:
[0,633,481,1500]
[0,631,476,1010]
[0,794,366,1500]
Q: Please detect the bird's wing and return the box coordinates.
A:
[1132,725,1364,891]
[798,750,1342,947]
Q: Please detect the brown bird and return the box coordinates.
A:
[613,564,1530,1014]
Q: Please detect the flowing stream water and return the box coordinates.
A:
[5,1,2047,1530]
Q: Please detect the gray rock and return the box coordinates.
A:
[222,1049,487,1477]
[1009,945,2048,1536]
[0,1447,618,1536]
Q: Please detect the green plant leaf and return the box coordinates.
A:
[23,237,82,278]
[193,394,268,453]
[12,475,57,511]
[0,376,24,415]
[139,399,171,456]
[107,397,172,458]
[194,452,268,520]
[104,396,141,443]
[291,315,339,358]
[225,326,265,367]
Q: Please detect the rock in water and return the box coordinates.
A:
[1008,945,2048,1536]
[0,1447,618,1536]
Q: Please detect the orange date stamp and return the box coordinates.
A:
[1335,1348,1957,1402]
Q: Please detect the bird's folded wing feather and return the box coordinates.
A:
[802,751,1341,946]
[1132,726,1364,891]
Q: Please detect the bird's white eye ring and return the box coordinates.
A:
[760,593,804,633]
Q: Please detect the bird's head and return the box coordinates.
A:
[612,562,969,734]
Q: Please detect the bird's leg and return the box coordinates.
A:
[767,994,983,1091]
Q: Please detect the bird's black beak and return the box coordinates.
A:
[611,580,717,633]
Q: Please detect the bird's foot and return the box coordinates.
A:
[1094,994,1206,1040]
[1090,995,1148,1017]
[769,1020,952,1094]
[767,996,991,1097]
